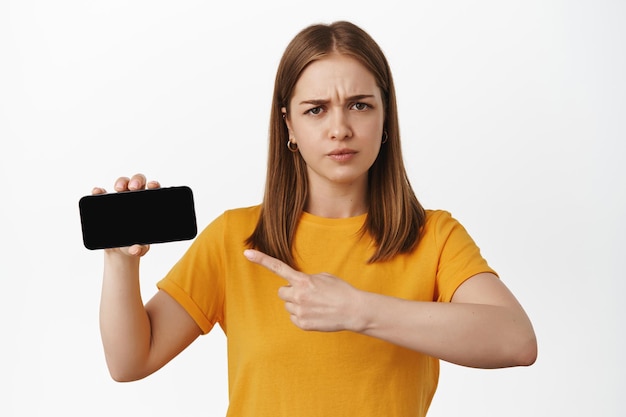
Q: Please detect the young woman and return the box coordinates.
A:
[96,21,536,417]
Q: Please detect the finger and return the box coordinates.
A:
[91,187,107,195]
[128,244,150,257]
[243,249,299,285]
[114,174,148,192]
[114,176,130,192]
[128,173,147,191]
[278,285,294,302]
[146,180,161,189]
[283,300,297,316]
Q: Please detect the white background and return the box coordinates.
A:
[1,1,624,416]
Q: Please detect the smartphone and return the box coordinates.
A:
[79,186,197,250]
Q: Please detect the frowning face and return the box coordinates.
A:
[284,53,385,195]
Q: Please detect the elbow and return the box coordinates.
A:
[105,359,148,383]
[108,367,142,383]
[511,331,538,367]
[506,310,538,367]
[518,336,538,367]
[102,349,154,382]
[109,371,137,383]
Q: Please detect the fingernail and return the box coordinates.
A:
[129,180,139,189]
[243,249,254,260]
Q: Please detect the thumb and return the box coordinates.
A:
[128,244,150,257]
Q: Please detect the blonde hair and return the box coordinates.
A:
[247,21,425,267]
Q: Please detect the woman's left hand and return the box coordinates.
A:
[244,249,364,332]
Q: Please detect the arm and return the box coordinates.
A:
[243,249,537,369]
[97,174,202,382]
[100,254,201,382]
[358,272,537,368]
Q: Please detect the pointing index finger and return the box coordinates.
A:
[244,249,299,284]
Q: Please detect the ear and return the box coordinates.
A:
[281,106,293,133]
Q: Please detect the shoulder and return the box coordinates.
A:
[424,209,457,233]
[422,209,476,248]
[184,205,261,256]
[425,209,451,222]
[199,205,261,238]
[222,204,262,223]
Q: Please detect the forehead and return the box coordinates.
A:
[292,54,380,99]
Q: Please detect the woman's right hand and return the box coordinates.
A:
[92,173,161,258]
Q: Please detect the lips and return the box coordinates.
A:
[327,148,357,161]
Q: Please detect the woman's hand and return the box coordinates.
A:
[92,173,161,258]
[244,249,366,332]
[96,173,202,382]
[244,249,536,368]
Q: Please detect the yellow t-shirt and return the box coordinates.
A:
[157,206,496,417]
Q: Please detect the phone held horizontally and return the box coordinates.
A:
[79,186,197,250]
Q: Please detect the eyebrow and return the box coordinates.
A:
[298,94,376,106]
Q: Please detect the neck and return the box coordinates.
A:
[304,180,368,218]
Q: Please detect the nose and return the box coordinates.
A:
[328,108,352,141]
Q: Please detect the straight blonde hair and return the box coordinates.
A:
[247,21,425,267]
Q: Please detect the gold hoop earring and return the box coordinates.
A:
[287,139,298,152]
[382,130,388,144]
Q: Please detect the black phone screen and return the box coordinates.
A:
[79,186,197,250]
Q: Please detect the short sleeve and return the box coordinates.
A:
[431,211,497,302]
[157,214,227,334]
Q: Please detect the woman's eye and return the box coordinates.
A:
[353,102,370,111]
[306,106,323,115]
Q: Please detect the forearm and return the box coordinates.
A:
[99,251,152,381]
[356,291,537,369]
